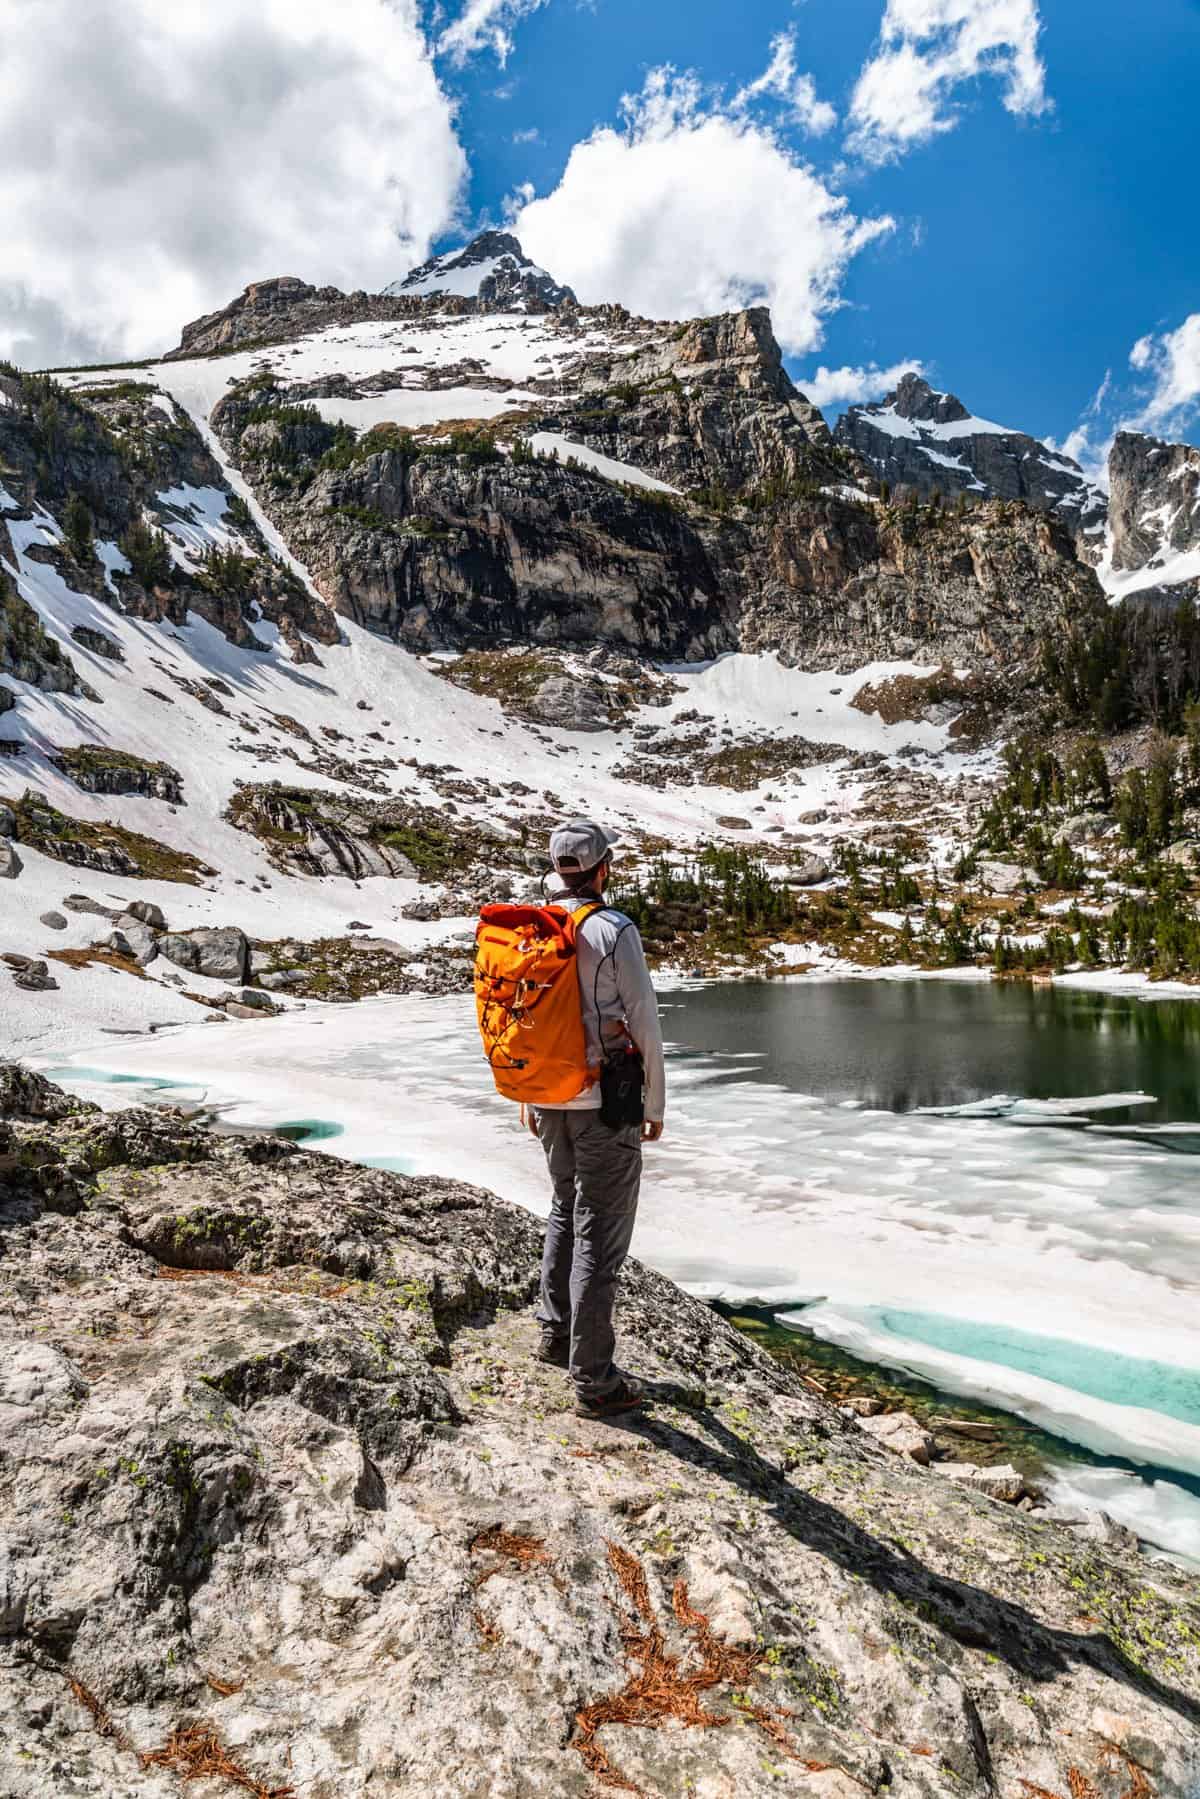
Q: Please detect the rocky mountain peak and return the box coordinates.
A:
[889,372,971,427]
[835,374,1107,548]
[1107,427,1200,585]
[381,230,576,310]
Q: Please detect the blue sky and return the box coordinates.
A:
[1,0,1195,473]
[436,0,1200,460]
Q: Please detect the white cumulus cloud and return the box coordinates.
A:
[512,67,893,356]
[0,0,466,368]
[733,32,837,135]
[848,0,1049,163]
[797,359,926,410]
[437,0,548,66]
[1128,315,1200,437]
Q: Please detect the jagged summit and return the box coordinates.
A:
[887,372,973,428]
[835,373,1107,545]
[381,230,576,310]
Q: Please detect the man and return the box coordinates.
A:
[530,819,666,1418]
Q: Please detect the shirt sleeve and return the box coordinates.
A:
[614,924,666,1121]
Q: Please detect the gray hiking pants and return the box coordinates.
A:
[533,1109,642,1399]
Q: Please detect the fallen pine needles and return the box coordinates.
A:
[470,1524,562,1591]
[573,1541,800,1795]
[141,1722,295,1797]
[68,1675,133,1753]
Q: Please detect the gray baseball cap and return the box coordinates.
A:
[548,818,619,873]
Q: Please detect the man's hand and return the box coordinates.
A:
[642,1119,664,1143]
[526,1108,540,1139]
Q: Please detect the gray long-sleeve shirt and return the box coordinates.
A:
[537,891,666,1121]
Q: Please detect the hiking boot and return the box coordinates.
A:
[534,1329,569,1368]
[575,1376,646,1419]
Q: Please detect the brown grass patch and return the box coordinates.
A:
[48,946,149,981]
[850,665,985,727]
[573,1542,800,1795]
[205,1674,245,1698]
[141,1722,294,1797]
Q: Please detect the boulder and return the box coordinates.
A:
[259,969,306,992]
[157,926,249,983]
[1,1069,1197,1799]
[977,859,1035,896]
[857,1411,934,1465]
[106,919,159,966]
[4,955,57,992]
[940,1462,1026,1504]
[0,802,15,838]
[60,895,122,920]
[235,988,276,1012]
[401,896,442,922]
[843,1395,886,1418]
[785,855,832,887]
[1163,840,1197,869]
[223,1000,270,1020]
[1055,812,1110,848]
[124,900,167,930]
[715,815,751,830]
[929,1415,1002,1441]
[0,840,22,879]
[38,912,67,931]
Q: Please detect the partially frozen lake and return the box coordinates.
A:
[46,976,1200,1559]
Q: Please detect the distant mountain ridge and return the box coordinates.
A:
[833,373,1107,547]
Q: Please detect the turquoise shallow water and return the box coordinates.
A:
[872,1308,1200,1427]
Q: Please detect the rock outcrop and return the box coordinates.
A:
[558,305,836,493]
[211,384,735,658]
[1,1067,1198,1798]
[213,358,1103,678]
[835,375,1107,547]
[156,926,249,983]
[226,782,514,882]
[742,493,1105,672]
[1108,430,1200,578]
[0,562,81,700]
[52,746,184,805]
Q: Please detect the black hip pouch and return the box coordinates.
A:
[599,1048,644,1128]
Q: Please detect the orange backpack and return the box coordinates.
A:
[474,902,602,1106]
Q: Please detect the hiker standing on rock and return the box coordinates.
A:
[474,819,665,1418]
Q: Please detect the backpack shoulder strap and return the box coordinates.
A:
[561,900,605,942]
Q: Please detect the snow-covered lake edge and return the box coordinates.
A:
[30,973,1200,1567]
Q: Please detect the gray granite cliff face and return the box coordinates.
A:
[1108,429,1200,577]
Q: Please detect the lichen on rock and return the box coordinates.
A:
[1,1070,1198,1798]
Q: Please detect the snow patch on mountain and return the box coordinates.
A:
[528,431,681,493]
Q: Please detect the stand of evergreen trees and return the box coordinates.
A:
[1041,595,1200,734]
